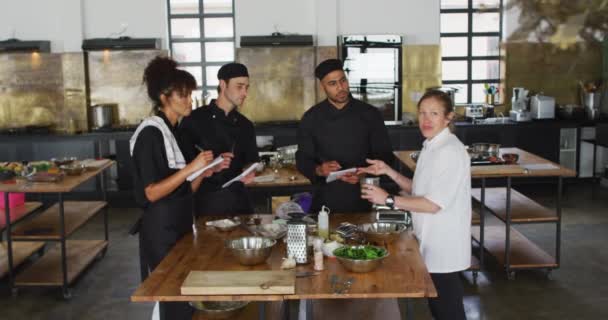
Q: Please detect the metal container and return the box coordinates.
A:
[287,217,308,264]
[91,104,114,129]
[225,236,276,266]
[189,301,249,319]
[359,222,407,244]
[333,245,389,273]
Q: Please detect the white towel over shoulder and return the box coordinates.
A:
[129,116,187,169]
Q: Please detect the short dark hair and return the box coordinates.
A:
[143,56,196,112]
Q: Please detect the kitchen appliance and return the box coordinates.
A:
[286,215,308,264]
[376,209,412,225]
[91,104,116,129]
[509,87,532,122]
[464,104,486,120]
[530,94,556,119]
[582,91,601,120]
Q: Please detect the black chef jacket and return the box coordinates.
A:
[131,112,193,320]
[179,99,259,216]
[296,97,394,213]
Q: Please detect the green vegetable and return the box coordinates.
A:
[334,245,386,260]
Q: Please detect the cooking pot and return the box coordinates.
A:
[91,104,115,129]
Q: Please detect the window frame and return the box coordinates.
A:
[440,0,503,104]
[166,0,236,100]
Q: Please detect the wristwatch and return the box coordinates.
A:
[385,195,395,210]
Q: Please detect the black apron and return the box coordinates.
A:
[310,181,371,214]
[195,182,253,217]
[139,193,193,320]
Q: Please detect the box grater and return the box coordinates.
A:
[286,217,308,264]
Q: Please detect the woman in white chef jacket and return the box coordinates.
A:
[359,89,470,320]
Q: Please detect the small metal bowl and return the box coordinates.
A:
[501,153,519,164]
[334,245,389,273]
[60,164,87,176]
[225,236,276,266]
[359,222,407,244]
[189,301,249,319]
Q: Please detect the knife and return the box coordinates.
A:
[295,271,320,278]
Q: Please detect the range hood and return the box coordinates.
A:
[240,34,313,47]
[82,37,160,51]
[0,39,51,53]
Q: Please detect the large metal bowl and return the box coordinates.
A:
[334,245,389,273]
[189,301,249,319]
[359,222,407,244]
[225,236,276,266]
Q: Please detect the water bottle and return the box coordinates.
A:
[318,205,330,239]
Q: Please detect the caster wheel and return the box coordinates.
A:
[62,288,72,300]
[11,287,19,297]
[507,271,516,280]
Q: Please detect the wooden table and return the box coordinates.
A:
[0,159,114,298]
[131,213,436,320]
[395,148,576,280]
[248,165,311,212]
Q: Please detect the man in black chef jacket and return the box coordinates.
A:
[180,63,259,216]
[296,59,394,213]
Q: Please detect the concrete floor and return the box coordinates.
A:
[0,182,607,320]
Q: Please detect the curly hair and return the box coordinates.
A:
[143,56,196,113]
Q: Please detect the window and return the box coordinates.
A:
[167,0,235,106]
[440,0,503,104]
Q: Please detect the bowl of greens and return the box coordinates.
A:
[333,245,389,273]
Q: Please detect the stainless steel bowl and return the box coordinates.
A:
[334,246,389,273]
[60,164,87,176]
[189,301,249,319]
[359,222,407,244]
[471,143,501,158]
[225,236,276,266]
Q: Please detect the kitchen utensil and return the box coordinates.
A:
[181,270,295,295]
[60,164,87,176]
[501,153,519,164]
[333,245,389,273]
[225,236,276,266]
[51,157,77,166]
[189,301,249,320]
[206,219,239,232]
[359,222,407,244]
[471,143,501,158]
[91,104,115,129]
[287,214,309,264]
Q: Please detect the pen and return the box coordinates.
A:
[195,144,205,152]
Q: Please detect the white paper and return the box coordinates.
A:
[522,163,558,171]
[326,167,357,183]
[186,155,224,182]
[222,162,260,188]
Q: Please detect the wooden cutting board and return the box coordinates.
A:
[181,270,295,295]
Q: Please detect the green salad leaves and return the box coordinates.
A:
[333,245,387,260]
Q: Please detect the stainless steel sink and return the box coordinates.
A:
[473,117,513,125]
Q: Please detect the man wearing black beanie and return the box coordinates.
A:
[180,62,259,216]
[296,59,394,213]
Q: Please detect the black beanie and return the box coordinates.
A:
[217,63,249,80]
[314,59,344,80]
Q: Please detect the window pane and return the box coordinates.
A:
[472,36,500,56]
[206,66,221,86]
[205,42,234,62]
[472,60,499,80]
[473,0,500,9]
[203,0,233,14]
[204,89,218,104]
[473,12,500,32]
[442,60,468,81]
[192,89,203,109]
[170,0,198,14]
[441,37,468,57]
[171,19,200,38]
[472,83,499,103]
[179,66,203,87]
[451,84,468,104]
[172,42,201,63]
[204,18,234,38]
[441,13,468,33]
[441,0,468,9]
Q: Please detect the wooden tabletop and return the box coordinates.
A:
[131,213,436,303]
[249,165,310,188]
[0,160,114,193]
[395,148,576,178]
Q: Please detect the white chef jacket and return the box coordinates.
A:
[411,127,471,273]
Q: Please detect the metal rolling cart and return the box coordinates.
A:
[1,159,113,299]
